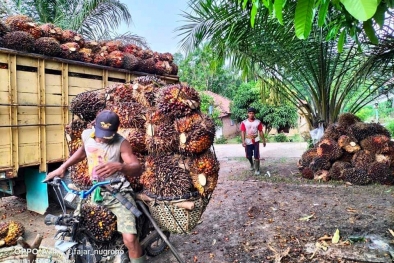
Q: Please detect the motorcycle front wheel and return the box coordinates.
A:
[68,233,97,263]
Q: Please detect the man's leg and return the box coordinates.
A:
[123,233,144,262]
[245,144,254,170]
[253,142,261,175]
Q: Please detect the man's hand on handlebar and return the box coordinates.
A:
[42,166,66,183]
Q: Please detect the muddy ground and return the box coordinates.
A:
[2,144,394,263]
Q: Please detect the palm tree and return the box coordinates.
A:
[177,0,394,128]
[2,0,148,47]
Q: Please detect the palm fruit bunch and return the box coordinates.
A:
[79,48,94,63]
[342,168,371,185]
[39,23,63,40]
[300,167,314,179]
[328,161,352,180]
[84,40,101,53]
[108,102,146,129]
[140,154,195,198]
[93,50,108,65]
[157,84,201,118]
[0,221,24,247]
[70,159,91,188]
[107,51,124,68]
[81,204,117,242]
[65,118,88,155]
[132,75,166,107]
[70,90,106,122]
[316,138,343,161]
[105,83,135,105]
[188,150,219,197]
[367,162,392,184]
[176,113,216,154]
[0,21,10,37]
[34,37,62,57]
[4,15,41,39]
[299,112,394,185]
[60,42,81,60]
[118,128,147,153]
[145,119,179,154]
[124,53,140,71]
[2,31,35,52]
[104,40,123,53]
[62,29,84,47]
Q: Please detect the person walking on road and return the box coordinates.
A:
[241,107,266,175]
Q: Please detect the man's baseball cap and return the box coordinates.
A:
[248,107,256,113]
[94,110,120,139]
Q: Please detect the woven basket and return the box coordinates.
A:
[147,196,209,234]
[0,246,68,263]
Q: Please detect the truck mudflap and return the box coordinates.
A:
[24,168,49,214]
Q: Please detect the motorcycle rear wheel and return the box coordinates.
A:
[144,230,170,257]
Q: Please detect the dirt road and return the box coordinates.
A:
[2,142,394,263]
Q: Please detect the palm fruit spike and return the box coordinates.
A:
[328,161,352,181]
[309,156,331,172]
[298,148,318,170]
[79,48,93,63]
[138,58,156,73]
[188,150,220,197]
[145,119,179,154]
[367,162,393,185]
[0,21,10,37]
[141,154,195,199]
[300,167,314,179]
[132,75,166,107]
[338,135,360,153]
[39,23,63,40]
[343,168,371,185]
[157,84,201,118]
[351,150,374,170]
[0,222,9,239]
[360,135,390,154]
[93,50,108,65]
[123,53,140,71]
[60,42,81,60]
[70,158,91,188]
[62,30,84,47]
[84,40,101,53]
[337,113,361,128]
[108,102,146,129]
[70,90,106,122]
[316,138,343,161]
[81,203,117,242]
[350,122,391,141]
[34,37,62,57]
[118,128,147,153]
[178,114,216,154]
[2,31,35,52]
[1,221,24,247]
[321,123,349,141]
[107,51,124,68]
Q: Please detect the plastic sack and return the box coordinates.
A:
[310,123,324,144]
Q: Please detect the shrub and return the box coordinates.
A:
[274,133,288,142]
[385,120,394,136]
[215,136,227,144]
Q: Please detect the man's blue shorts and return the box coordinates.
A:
[245,142,260,159]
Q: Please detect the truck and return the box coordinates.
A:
[0,47,179,214]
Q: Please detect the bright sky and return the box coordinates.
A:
[118,0,190,54]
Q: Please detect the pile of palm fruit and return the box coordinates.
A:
[298,113,394,185]
[0,15,178,76]
[0,221,24,247]
[66,76,219,198]
[66,77,219,233]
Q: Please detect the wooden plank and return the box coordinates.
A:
[62,63,69,163]
[19,127,39,143]
[45,74,62,94]
[0,145,11,167]
[46,126,64,143]
[16,57,38,67]
[0,130,11,146]
[18,92,39,105]
[9,54,18,176]
[16,71,38,93]
[0,53,8,63]
[18,144,40,165]
[38,59,47,171]
[45,60,62,70]
[69,77,102,89]
[108,70,126,79]
[0,107,10,125]
[68,85,100,96]
[17,113,39,125]
[0,69,9,92]
[0,91,10,104]
[47,142,65,161]
[69,64,102,76]
[45,93,62,105]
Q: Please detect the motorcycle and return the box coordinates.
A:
[45,177,184,263]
